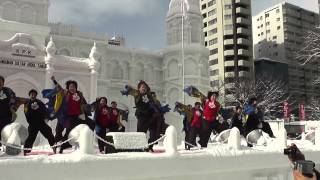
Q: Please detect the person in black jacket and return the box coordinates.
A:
[231,106,245,136]
[23,89,55,155]
[0,75,16,147]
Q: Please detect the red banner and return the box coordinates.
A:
[283,101,290,120]
[299,103,305,121]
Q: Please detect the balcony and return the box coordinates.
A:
[225,72,235,77]
[224,39,234,45]
[237,27,250,36]
[224,61,235,67]
[236,17,251,25]
[237,38,251,45]
[225,83,235,89]
[239,71,251,77]
[238,49,250,56]
[238,60,251,66]
[236,7,250,16]
[283,17,301,26]
[224,29,234,36]
[235,0,250,6]
[225,50,235,56]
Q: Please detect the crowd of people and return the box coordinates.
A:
[175,86,275,149]
[0,75,277,154]
[0,75,130,155]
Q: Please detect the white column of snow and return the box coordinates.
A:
[278,128,287,150]
[2,123,27,145]
[45,36,56,88]
[88,42,101,103]
[69,124,94,154]
[164,126,178,156]
[228,127,241,150]
[315,128,320,146]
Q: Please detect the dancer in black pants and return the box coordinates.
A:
[0,75,16,147]
[188,102,203,148]
[50,76,88,153]
[23,89,55,155]
[121,81,157,151]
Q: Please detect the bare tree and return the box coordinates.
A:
[296,26,320,65]
[306,97,320,120]
[225,74,290,118]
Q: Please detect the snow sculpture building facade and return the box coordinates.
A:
[0,0,210,133]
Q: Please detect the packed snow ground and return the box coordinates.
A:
[0,139,319,180]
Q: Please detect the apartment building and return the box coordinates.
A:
[253,2,320,102]
[200,0,254,105]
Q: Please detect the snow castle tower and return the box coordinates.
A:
[163,0,210,141]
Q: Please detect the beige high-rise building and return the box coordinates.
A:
[200,0,254,105]
[253,2,320,102]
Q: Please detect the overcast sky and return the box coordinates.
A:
[49,0,318,50]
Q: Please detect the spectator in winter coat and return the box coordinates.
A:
[0,75,16,147]
[23,89,55,155]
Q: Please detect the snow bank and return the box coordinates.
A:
[0,139,319,180]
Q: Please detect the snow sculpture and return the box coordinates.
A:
[164,126,178,156]
[45,36,56,88]
[277,128,287,149]
[315,128,320,146]
[68,124,94,154]
[88,42,100,102]
[1,122,28,155]
[228,127,241,150]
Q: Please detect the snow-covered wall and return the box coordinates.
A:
[0,146,319,180]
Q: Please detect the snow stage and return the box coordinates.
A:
[0,125,319,180]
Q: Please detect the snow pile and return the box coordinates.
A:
[107,132,148,150]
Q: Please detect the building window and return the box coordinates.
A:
[273,52,278,56]
[225,25,233,30]
[224,14,232,20]
[208,9,216,17]
[266,30,270,33]
[277,17,280,21]
[276,9,280,13]
[208,18,217,25]
[208,28,217,35]
[210,69,219,76]
[273,36,277,40]
[261,24,264,28]
[225,4,232,9]
[210,48,218,55]
[265,13,269,18]
[208,0,216,7]
[260,16,263,20]
[209,59,218,66]
[261,32,264,35]
[277,26,281,30]
[210,80,220,87]
[204,22,207,27]
[266,22,270,26]
[209,38,218,45]
[273,44,278,48]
